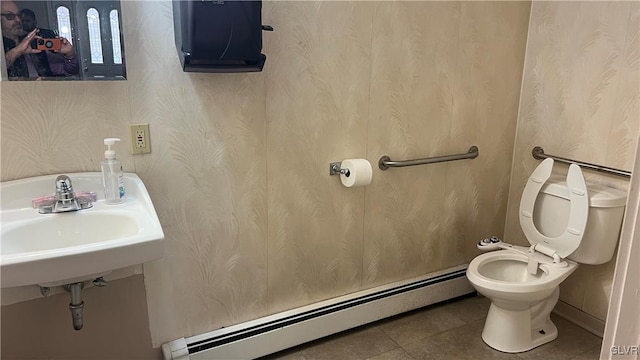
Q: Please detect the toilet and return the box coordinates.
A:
[466,158,627,353]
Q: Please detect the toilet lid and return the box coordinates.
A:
[519,158,589,258]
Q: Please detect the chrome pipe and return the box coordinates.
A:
[65,282,85,331]
[532,146,631,178]
[379,146,479,170]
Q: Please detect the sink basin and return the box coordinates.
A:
[1,173,164,288]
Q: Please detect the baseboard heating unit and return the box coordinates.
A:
[162,264,474,360]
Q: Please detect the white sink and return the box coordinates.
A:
[1,173,164,288]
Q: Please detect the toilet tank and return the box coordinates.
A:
[532,175,627,265]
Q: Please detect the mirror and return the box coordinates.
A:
[1,0,126,80]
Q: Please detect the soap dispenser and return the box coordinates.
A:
[101,138,125,204]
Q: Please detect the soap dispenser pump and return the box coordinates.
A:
[101,138,125,204]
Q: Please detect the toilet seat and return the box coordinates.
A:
[519,159,589,259]
[467,249,577,294]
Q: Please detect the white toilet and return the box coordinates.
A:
[466,158,627,353]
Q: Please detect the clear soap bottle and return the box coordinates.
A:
[101,138,125,204]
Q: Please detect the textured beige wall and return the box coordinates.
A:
[364,1,528,288]
[505,2,640,321]
[0,0,530,354]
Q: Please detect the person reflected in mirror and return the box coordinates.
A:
[1,1,79,79]
[19,7,79,78]
[19,8,56,38]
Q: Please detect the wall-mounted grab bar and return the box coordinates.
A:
[532,146,631,178]
[378,146,479,170]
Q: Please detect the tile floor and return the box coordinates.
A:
[259,295,603,360]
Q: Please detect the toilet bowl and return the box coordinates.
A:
[467,248,577,308]
[466,158,627,353]
[467,247,578,352]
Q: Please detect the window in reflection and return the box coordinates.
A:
[87,8,103,64]
[109,9,122,64]
[56,6,72,44]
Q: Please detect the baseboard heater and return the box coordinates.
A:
[162,264,474,360]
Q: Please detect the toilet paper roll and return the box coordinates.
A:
[340,159,372,188]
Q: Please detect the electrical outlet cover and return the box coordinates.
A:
[129,124,151,154]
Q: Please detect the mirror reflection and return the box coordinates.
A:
[1,0,126,80]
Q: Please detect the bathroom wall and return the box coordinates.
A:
[0,0,531,356]
[505,1,640,322]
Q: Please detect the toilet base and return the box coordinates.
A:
[481,288,560,353]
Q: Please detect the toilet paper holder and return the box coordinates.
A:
[329,162,350,177]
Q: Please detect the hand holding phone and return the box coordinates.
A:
[34,38,62,51]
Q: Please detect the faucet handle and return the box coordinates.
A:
[75,192,97,210]
[75,192,98,202]
[32,195,56,212]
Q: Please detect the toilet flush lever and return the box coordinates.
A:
[477,236,502,251]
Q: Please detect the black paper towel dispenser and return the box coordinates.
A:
[173,0,271,73]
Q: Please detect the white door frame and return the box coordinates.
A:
[602,136,640,360]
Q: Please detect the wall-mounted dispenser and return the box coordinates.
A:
[172,0,272,73]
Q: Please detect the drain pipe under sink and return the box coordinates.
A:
[39,277,109,330]
[64,282,85,330]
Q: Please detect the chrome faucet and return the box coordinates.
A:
[53,175,80,212]
[33,175,95,214]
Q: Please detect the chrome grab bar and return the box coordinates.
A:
[532,146,631,178]
[378,146,479,170]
